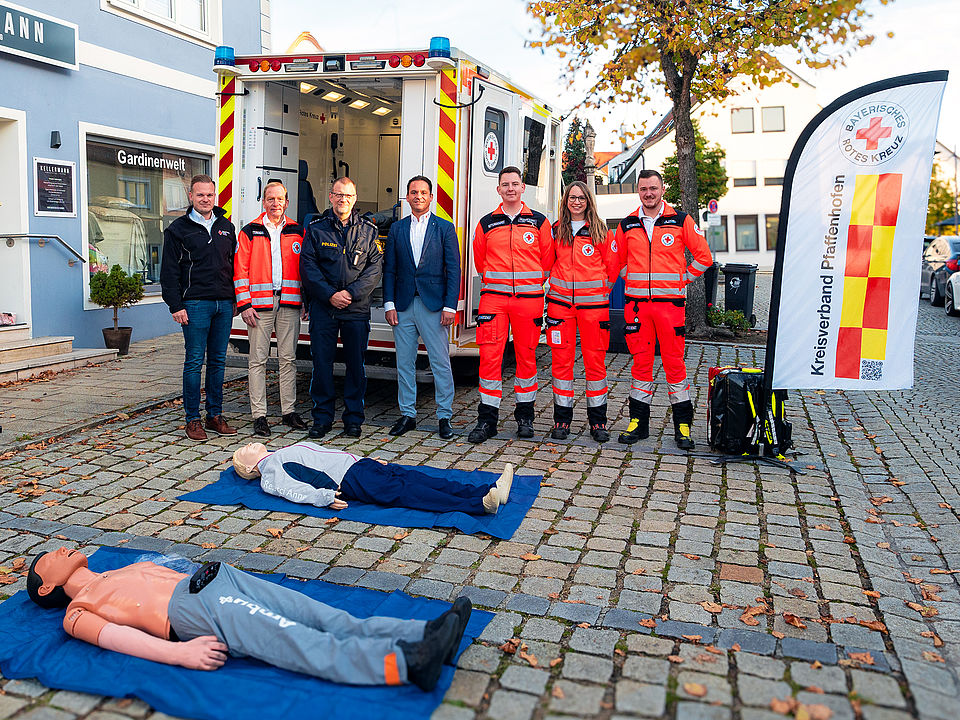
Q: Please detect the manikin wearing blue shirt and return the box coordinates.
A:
[232,442,513,515]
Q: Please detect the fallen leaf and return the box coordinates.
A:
[859,620,887,633]
[683,682,707,698]
[806,685,824,694]
[804,703,834,720]
[200,542,217,549]
[814,524,831,531]
[704,645,724,655]
[810,660,823,669]
[876,542,890,549]
[922,650,945,663]
[905,601,938,617]
[520,553,541,561]
[631,567,646,575]
[929,568,960,575]
[783,613,807,629]
[682,553,700,560]
[549,657,562,667]
[499,638,520,655]
[266,528,283,538]
[682,634,702,643]
[770,697,797,715]
[577,622,591,628]
[772,631,785,639]
[638,618,657,628]
[0,576,18,585]
[324,517,339,525]
[789,588,808,599]
[518,648,538,667]
[920,631,944,647]
[870,496,893,506]
[847,651,874,665]
[862,590,881,598]
[700,601,723,613]
[730,643,741,652]
[938,502,952,509]
[393,531,409,541]
[551,685,565,699]
[666,655,684,664]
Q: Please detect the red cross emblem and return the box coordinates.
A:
[319,113,326,123]
[855,116,892,150]
[486,139,496,162]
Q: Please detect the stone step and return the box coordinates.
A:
[0,323,31,342]
[0,347,118,383]
[0,335,73,364]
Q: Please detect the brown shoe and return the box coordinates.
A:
[185,419,207,441]
[205,415,237,436]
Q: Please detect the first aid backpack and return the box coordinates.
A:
[707,367,792,456]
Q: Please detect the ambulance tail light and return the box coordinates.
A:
[249,59,260,72]
[270,59,282,71]
[400,54,413,68]
[259,59,271,72]
[412,53,425,67]
[388,55,401,68]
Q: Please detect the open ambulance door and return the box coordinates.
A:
[237,82,300,226]
[464,78,521,327]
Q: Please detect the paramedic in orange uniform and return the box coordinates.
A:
[27,546,472,692]
[468,166,554,443]
[234,180,308,437]
[546,181,620,443]
[615,169,712,450]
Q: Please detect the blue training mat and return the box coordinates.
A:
[0,547,493,720]
[179,465,541,539]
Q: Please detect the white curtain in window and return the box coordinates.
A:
[142,0,173,20]
[179,0,206,31]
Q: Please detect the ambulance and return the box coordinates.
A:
[212,36,562,369]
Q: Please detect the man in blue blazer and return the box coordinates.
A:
[383,176,461,439]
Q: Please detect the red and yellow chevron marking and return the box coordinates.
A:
[217,75,236,219]
[835,173,902,379]
[435,69,457,223]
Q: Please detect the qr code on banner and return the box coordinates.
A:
[860,360,883,381]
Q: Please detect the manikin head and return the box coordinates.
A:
[27,546,88,609]
[232,442,271,479]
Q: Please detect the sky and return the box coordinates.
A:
[269,0,960,153]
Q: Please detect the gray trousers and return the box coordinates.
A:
[168,564,425,685]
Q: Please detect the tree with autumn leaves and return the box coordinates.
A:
[530,0,891,331]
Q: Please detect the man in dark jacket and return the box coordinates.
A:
[300,177,382,438]
[160,174,238,442]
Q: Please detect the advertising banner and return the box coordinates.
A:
[766,72,948,390]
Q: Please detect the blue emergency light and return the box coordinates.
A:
[214,45,235,67]
[429,36,451,58]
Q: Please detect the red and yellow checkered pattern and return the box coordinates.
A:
[217,75,236,219]
[835,173,902,379]
[435,69,457,223]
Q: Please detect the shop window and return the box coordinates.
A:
[731,108,754,134]
[764,177,784,186]
[765,215,779,251]
[482,108,506,176]
[707,216,728,253]
[86,136,209,292]
[733,177,757,187]
[762,106,785,132]
[522,117,546,186]
[735,215,759,251]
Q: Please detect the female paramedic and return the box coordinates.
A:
[545,181,621,443]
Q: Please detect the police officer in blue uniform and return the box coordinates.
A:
[300,177,382,439]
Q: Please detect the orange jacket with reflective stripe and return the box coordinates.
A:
[615,203,713,300]
[547,224,621,308]
[473,203,554,297]
[234,212,304,311]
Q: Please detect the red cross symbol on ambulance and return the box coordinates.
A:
[487,139,496,162]
[856,116,892,150]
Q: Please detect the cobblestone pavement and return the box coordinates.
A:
[0,299,958,720]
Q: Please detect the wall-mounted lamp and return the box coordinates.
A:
[50,131,61,149]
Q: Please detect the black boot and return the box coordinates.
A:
[551,403,573,440]
[618,398,650,444]
[398,614,459,691]
[424,597,473,664]
[468,403,498,444]
[673,400,695,451]
[515,401,535,439]
[587,402,609,442]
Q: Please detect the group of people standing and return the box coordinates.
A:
[160,164,712,450]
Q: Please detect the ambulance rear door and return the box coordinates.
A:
[464,78,521,327]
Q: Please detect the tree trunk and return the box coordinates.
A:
[114,308,119,332]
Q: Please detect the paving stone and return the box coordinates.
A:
[499,666,549,695]
[737,676,793,706]
[676,670,732,704]
[850,669,906,707]
[520,618,564,643]
[716,629,777,655]
[357,571,409,592]
[486,689,539,720]
[561,652,614,683]
[780,637,838,664]
[3,678,48,697]
[569,627,620,655]
[829,623,886,651]
[505,593,550,615]
[789,662,848,694]
[478,612,521,644]
[601,608,654,633]
[841,647,891,673]
[626,634,675,655]
[794,692,855,720]
[320,566,366,585]
[431,704,475,720]
[406,578,454,600]
[275,558,326,579]
[548,601,601,624]
[456,643,501,673]
[654,620,717,644]
[622,656,669,684]
[675,703,732,720]
[236,552,284,571]
[458,586,506,608]
[0,696,28,718]
[15,708,76,720]
[616,681,667,716]
[548,680,606,715]
[735,652,785,679]
[443,669,490,706]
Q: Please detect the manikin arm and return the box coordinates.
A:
[98,623,228,671]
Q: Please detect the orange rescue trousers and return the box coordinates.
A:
[623,298,691,406]
[476,293,543,422]
[545,302,609,426]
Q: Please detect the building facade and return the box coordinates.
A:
[0,0,267,349]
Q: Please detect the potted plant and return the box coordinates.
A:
[89,264,144,355]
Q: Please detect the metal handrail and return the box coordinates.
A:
[1,233,86,264]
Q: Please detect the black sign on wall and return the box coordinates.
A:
[0,2,78,71]
[34,157,76,217]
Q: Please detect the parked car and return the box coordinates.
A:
[921,235,960,306]
[946,268,960,316]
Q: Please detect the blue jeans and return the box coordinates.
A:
[181,299,233,421]
[392,297,455,420]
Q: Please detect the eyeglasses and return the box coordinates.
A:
[568,196,588,203]
[331,192,356,200]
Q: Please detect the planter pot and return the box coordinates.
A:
[102,326,133,355]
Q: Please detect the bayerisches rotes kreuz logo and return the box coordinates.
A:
[522,231,536,245]
[838,101,909,166]
[581,244,595,257]
[483,131,500,171]
[292,241,302,255]
[660,233,675,247]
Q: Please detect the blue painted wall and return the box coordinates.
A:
[3,1,262,347]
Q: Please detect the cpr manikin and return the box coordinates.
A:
[27,546,472,692]
[232,442,514,514]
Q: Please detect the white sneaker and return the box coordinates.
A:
[495,463,514,505]
[482,487,500,514]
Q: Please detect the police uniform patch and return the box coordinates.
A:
[661,233,675,247]
[292,241,302,255]
[581,244,595,257]
[522,231,536,245]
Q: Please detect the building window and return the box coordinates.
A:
[764,177,784,186]
[86,136,209,292]
[765,215,779,251]
[482,108,506,176]
[522,117,546,187]
[108,0,210,37]
[731,108,754,134]
[735,215,759,251]
[707,216,728,253]
[762,106,785,132]
[733,177,757,187]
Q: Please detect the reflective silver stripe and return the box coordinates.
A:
[552,378,574,391]
[619,266,627,279]
[513,283,545,293]
[553,392,574,407]
[480,281,545,294]
[586,379,607,392]
[479,391,502,408]
[648,272,682,281]
[571,293,607,304]
[546,289,570,301]
[481,282,515,293]
[480,378,502,392]
[549,278,604,290]
[281,279,300,289]
[236,291,251,302]
[485,270,542,279]
[515,389,537,403]
[515,375,537,388]
[626,272,647,281]
[668,381,690,403]
[549,277,572,289]
[250,283,274,292]
[279,293,300,303]
[630,381,654,403]
[587,393,607,407]
[649,287,685,297]
[234,279,249,288]
[690,259,711,272]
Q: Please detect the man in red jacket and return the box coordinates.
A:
[615,170,712,450]
[234,180,307,437]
